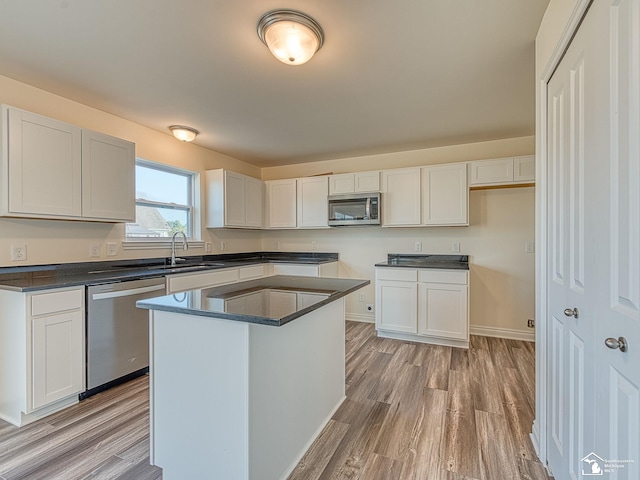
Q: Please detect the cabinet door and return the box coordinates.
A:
[469,158,514,185]
[422,163,468,225]
[513,155,535,182]
[224,171,246,226]
[375,280,417,333]
[354,171,380,192]
[82,130,135,221]
[32,310,84,409]
[7,107,82,217]
[381,168,421,226]
[329,174,355,194]
[266,179,297,228]
[297,176,328,228]
[245,176,263,228]
[418,283,468,340]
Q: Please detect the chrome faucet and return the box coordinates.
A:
[170,231,189,266]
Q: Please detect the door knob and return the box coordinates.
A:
[605,337,628,352]
[564,307,579,319]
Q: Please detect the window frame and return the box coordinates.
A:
[123,159,202,249]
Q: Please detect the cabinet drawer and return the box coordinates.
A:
[376,268,417,282]
[272,264,319,277]
[239,264,266,280]
[168,268,239,293]
[31,288,83,316]
[418,270,468,285]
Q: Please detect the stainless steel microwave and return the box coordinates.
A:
[328,192,381,226]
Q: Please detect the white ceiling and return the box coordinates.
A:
[0,0,549,167]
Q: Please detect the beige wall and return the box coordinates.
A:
[262,138,536,337]
[0,75,262,265]
[261,136,535,180]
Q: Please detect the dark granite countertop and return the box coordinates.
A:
[0,252,339,292]
[137,275,369,327]
[375,254,469,270]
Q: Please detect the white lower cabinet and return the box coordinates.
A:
[0,286,85,427]
[417,282,468,340]
[375,267,469,348]
[32,309,84,410]
[376,279,417,333]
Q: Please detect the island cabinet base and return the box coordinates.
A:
[149,298,346,480]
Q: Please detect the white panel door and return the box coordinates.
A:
[546,1,640,478]
[7,107,82,217]
[594,0,640,474]
[354,171,380,192]
[81,130,135,221]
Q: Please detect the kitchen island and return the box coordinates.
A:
[137,275,368,480]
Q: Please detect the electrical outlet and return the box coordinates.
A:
[10,244,27,261]
[205,242,212,253]
[415,241,422,252]
[366,304,374,312]
[220,241,226,251]
[89,243,100,258]
[452,242,461,252]
[359,293,366,302]
[106,242,118,256]
[311,241,317,251]
[275,241,281,250]
[527,319,535,328]
[525,241,535,253]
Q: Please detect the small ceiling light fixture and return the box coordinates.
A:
[169,125,199,142]
[257,9,324,66]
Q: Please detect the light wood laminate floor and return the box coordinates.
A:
[288,322,550,480]
[0,322,548,480]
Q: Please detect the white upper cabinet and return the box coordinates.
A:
[5,107,82,218]
[422,163,468,226]
[297,176,328,228]
[1,105,135,222]
[513,155,535,182]
[265,179,297,228]
[381,168,421,226]
[206,169,263,229]
[329,171,380,195]
[469,155,535,186]
[81,130,135,221]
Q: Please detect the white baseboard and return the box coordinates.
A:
[345,313,374,324]
[470,325,535,342]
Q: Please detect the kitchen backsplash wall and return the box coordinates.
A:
[262,187,535,338]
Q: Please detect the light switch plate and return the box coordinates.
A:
[106,242,118,256]
[452,242,461,252]
[89,243,100,258]
[525,241,535,253]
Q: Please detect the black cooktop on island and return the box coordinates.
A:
[375,254,469,270]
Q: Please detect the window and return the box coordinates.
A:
[126,160,196,239]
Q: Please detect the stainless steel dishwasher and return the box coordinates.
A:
[83,276,166,398]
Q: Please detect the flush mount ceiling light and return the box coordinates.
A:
[169,125,199,142]
[257,9,324,66]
